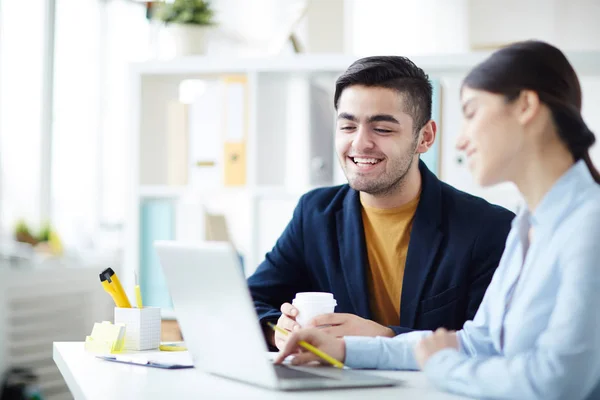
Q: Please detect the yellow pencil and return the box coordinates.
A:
[134,272,143,309]
[267,322,345,369]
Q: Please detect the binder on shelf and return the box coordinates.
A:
[188,80,223,189]
[204,211,231,242]
[223,141,246,186]
[174,199,230,243]
[166,101,189,186]
[222,76,248,186]
[308,77,335,186]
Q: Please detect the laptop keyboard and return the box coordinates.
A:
[274,365,332,380]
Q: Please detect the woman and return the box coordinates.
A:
[274,40,600,400]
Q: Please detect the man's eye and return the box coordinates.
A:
[374,128,392,134]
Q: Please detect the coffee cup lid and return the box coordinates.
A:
[293,292,336,302]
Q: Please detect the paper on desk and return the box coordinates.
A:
[106,350,194,367]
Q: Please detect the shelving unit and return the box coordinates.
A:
[124,51,600,313]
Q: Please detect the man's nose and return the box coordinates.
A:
[352,127,374,152]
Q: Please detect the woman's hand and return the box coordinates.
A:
[273,328,346,366]
[414,328,459,369]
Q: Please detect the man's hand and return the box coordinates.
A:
[306,313,395,338]
[414,328,459,369]
[273,328,346,366]
[272,303,301,350]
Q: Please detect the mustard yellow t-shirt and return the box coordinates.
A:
[361,194,420,326]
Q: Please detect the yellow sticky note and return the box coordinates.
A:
[84,321,126,354]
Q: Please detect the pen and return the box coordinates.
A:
[134,271,143,308]
[267,322,345,369]
[99,267,132,308]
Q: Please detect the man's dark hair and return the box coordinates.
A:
[334,56,433,132]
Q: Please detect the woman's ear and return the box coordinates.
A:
[415,120,437,154]
[515,90,541,126]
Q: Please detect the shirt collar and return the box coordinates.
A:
[523,160,594,231]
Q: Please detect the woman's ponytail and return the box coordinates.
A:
[582,151,600,184]
[548,101,600,184]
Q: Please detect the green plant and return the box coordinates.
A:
[14,219,38,246]
[38,221,52,242]
[14,219,31,236]
[155,0,215,26]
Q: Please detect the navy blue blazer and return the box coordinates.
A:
[248,161,515,342]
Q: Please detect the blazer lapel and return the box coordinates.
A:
[400,160,444,327]
[336,189,371,319]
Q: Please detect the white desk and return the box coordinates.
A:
[53,342,467,400]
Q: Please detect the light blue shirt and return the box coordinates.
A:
[344,160,600,400]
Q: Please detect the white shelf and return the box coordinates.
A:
[139,185,188,199]
[138,184,327,200]
[132,54,353,75]
[130,51,600,76]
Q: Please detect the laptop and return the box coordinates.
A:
[153,240,401,391]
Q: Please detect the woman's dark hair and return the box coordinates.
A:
[463,40,600,183]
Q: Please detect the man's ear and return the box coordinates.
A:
[515,90,541,126]
[415,120,436,154]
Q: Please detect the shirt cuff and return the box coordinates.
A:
[422,348,465,388]
[344,336,383,369]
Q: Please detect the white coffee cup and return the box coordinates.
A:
[292,292,337,327]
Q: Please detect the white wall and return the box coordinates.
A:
[208,0,309,55]
[350,0,470,55]
[349,0,600,55]
[469,0,600,50]
[581,77,600,166]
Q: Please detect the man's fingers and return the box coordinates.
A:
[318,325,344,338]
[275,333,287,351]
[276,331,308,362]
[280,303,298,318]
[274,333,299,363]
[281,331,311,357]
[278,314,300,331]
[273,346,290,364]
[307,313,343,328]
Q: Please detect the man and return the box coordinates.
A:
[247,56,514,351]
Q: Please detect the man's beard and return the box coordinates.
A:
[348,155,414,196]
[345,139,418,196]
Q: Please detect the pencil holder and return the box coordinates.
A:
[114,307,161,351]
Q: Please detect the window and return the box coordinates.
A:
[50,0,150,251]
[0,0,47,235]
